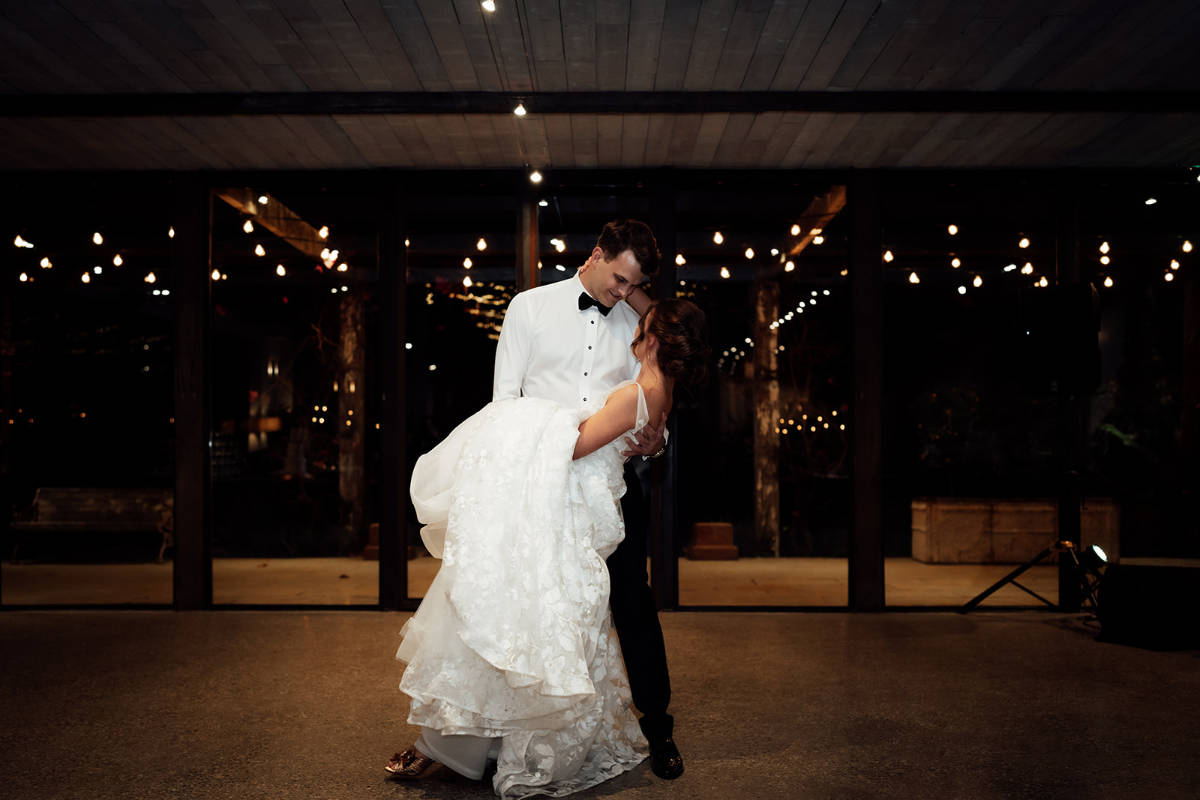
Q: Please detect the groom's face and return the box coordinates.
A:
[581,247,646,307]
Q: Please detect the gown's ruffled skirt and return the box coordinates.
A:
[398,396,647,798]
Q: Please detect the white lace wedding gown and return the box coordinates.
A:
[398,381,649,798]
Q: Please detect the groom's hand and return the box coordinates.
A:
[621,411,668,458]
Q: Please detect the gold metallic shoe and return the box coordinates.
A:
[384,747,444,780]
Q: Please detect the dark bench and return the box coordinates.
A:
[9,488,174,562]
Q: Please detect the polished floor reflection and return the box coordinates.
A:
[5,557,1054,607]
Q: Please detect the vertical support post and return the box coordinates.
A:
[337,292,366,548]
[379,179,409,609]
[1183,255,1200,530]
[751,278,781,556]
[848,171,885,611]
[517,196,540,293]
[650,180,678,610]
[1056,190,1085,611]
[172,176,212,610]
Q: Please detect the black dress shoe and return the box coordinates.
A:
[649,737,684,780]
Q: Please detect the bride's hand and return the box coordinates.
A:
[621,411,667,458]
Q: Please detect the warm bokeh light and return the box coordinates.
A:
[529,170,542,184]
[1170,259,1180,270]
[1018,237,1030,248]
[513,102,526,117]
[784,261,795,272]
[951,257,961,268]
[81,272,91,283]
[144,272,156,284]
[92,232,103,245]
[1021,262,1034,275]
[790,224,800,236]
[1103,276,1114,288]
[908,271,920,284]
[476,237,488,251]
[744,248,754,259]
[1184,240,1193,253]
[112,254,123,266]
[211,269,221,280]
[243,219,254,234]
[254,244,266,256]
[948,224,958,235]
[719,266,731,279]
[40,257,51,269]
[675,254,685,266]
[883,250,894,262]
[713,231,724,244]
[973,275,983,288]
[276,264,286,277]
[1100,241,1110,254]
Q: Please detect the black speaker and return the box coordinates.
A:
[1097,562,1200,649]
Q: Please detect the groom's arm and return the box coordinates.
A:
[493,293,531,400]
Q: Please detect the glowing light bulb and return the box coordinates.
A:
[40,257,51,269]
[554,240,566,253]
[784,261,795,272]
[513,102,526,117]
[1038,276,1049,287]
[1021,262,1034,275]
[476,237,488,251]
[883,250,894,262]
[18,272,28,282]
[254,244,266,256]
[1165,272,1175,282]
[1103,276,1114,288]
[973,275,983,288]
[713,231,724,245]
[463,257,473,269]
[951,257,961,268]
[336,263,348,272]
[1100,255,1110,265]
[81,272,91,283]
[771,248,779,256]
[211,269,221,280]
[1170,259,1180,270]
[1184,240,1193,253]
[812,235,825,245]
[948,224,958,235]
[482,0,496,11]
[1145,197,1157,205]
[463,276,473,288]
[243,220,254,234]
[529,170,542,184]
[276,264,286,277]
[790,224,801,236]
[318,225,329,239]
[538,199,548,207]
[719,266,731,279]
[258,195,268,205]
[13,235,33,248]
[168,227,175,239]
[1004,263,1017,272]
[744,248,755,260]
[675,254,686,266]
[1100,241,1110,254]
[144,272,156,284]
[93,265,102,274]
[112,254,123,267]
[908,271,920,284]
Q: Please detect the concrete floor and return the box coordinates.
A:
[1,610,1197,800]
[1,557,1060,607]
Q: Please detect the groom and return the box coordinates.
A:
[492,218,684,780]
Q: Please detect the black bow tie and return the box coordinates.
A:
[578,292,611,316]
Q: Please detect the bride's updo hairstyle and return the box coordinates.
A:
[643,299,710,386]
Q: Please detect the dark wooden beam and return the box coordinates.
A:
[7,91,1200,117]
[848,171,885,612]
[378,180,409,610]
[171,177,213,610]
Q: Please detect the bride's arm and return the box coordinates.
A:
[625,286,652,317]
[573,385,640,460]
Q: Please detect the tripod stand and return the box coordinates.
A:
[960,539,1099,612]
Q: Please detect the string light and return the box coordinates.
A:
[790,224,801,236]
[744,248,755,260]
[336,263,349,272]
[713,231,724,244]
[318,225,329,239]
[883,250,894,262]
[1103,276,1114,288]
[812,235,824,245]
[476,237,488,251]
[1170,259,1180,270]
[13,235,34,248]
[1038,276,1049,287]
[1164,272,1175,282]
[1018,237,1030,249]
[1183,240,1193,253]
[784,261,795,272]
[1004,263,1017,272]
[463,257,473,269]
[1021,262,1034,275]
[211,269,221,280]
[258,195,268,205]
[18,272,28,282]
[957,285,966,295]
[92,232,103,245]
[93,265,103,274]
[80,272,90,283]
[529,170,542,184]
[243,220,254,234]
[463,276,473,288]
[719,266,731,279]
[908,271,920,284]
[276,264,286,277]
[951,257,961,268]
[973,275,983,288]
[40,257,52,269]
[513,102,526,117]
[168,227,175,239]
[144,272,156,284]
[1145,197,1157,205]
[1100,255,1110,265]
[1099,241,1110,254]
[948,224,958,235]
[482,0,496,11]
[254,244,266,256]
[112,254,123,266]
[675,254,686,266]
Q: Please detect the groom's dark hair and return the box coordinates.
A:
[597,219,660,278]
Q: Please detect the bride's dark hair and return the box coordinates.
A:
[641,299,710,386]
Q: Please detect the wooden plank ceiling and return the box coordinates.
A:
[1,0,1198,171]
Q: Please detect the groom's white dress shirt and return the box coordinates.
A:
[493,273,641,408]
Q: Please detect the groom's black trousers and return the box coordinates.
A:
[610,460,673,743]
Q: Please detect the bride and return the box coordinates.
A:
[389,299,708,798]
